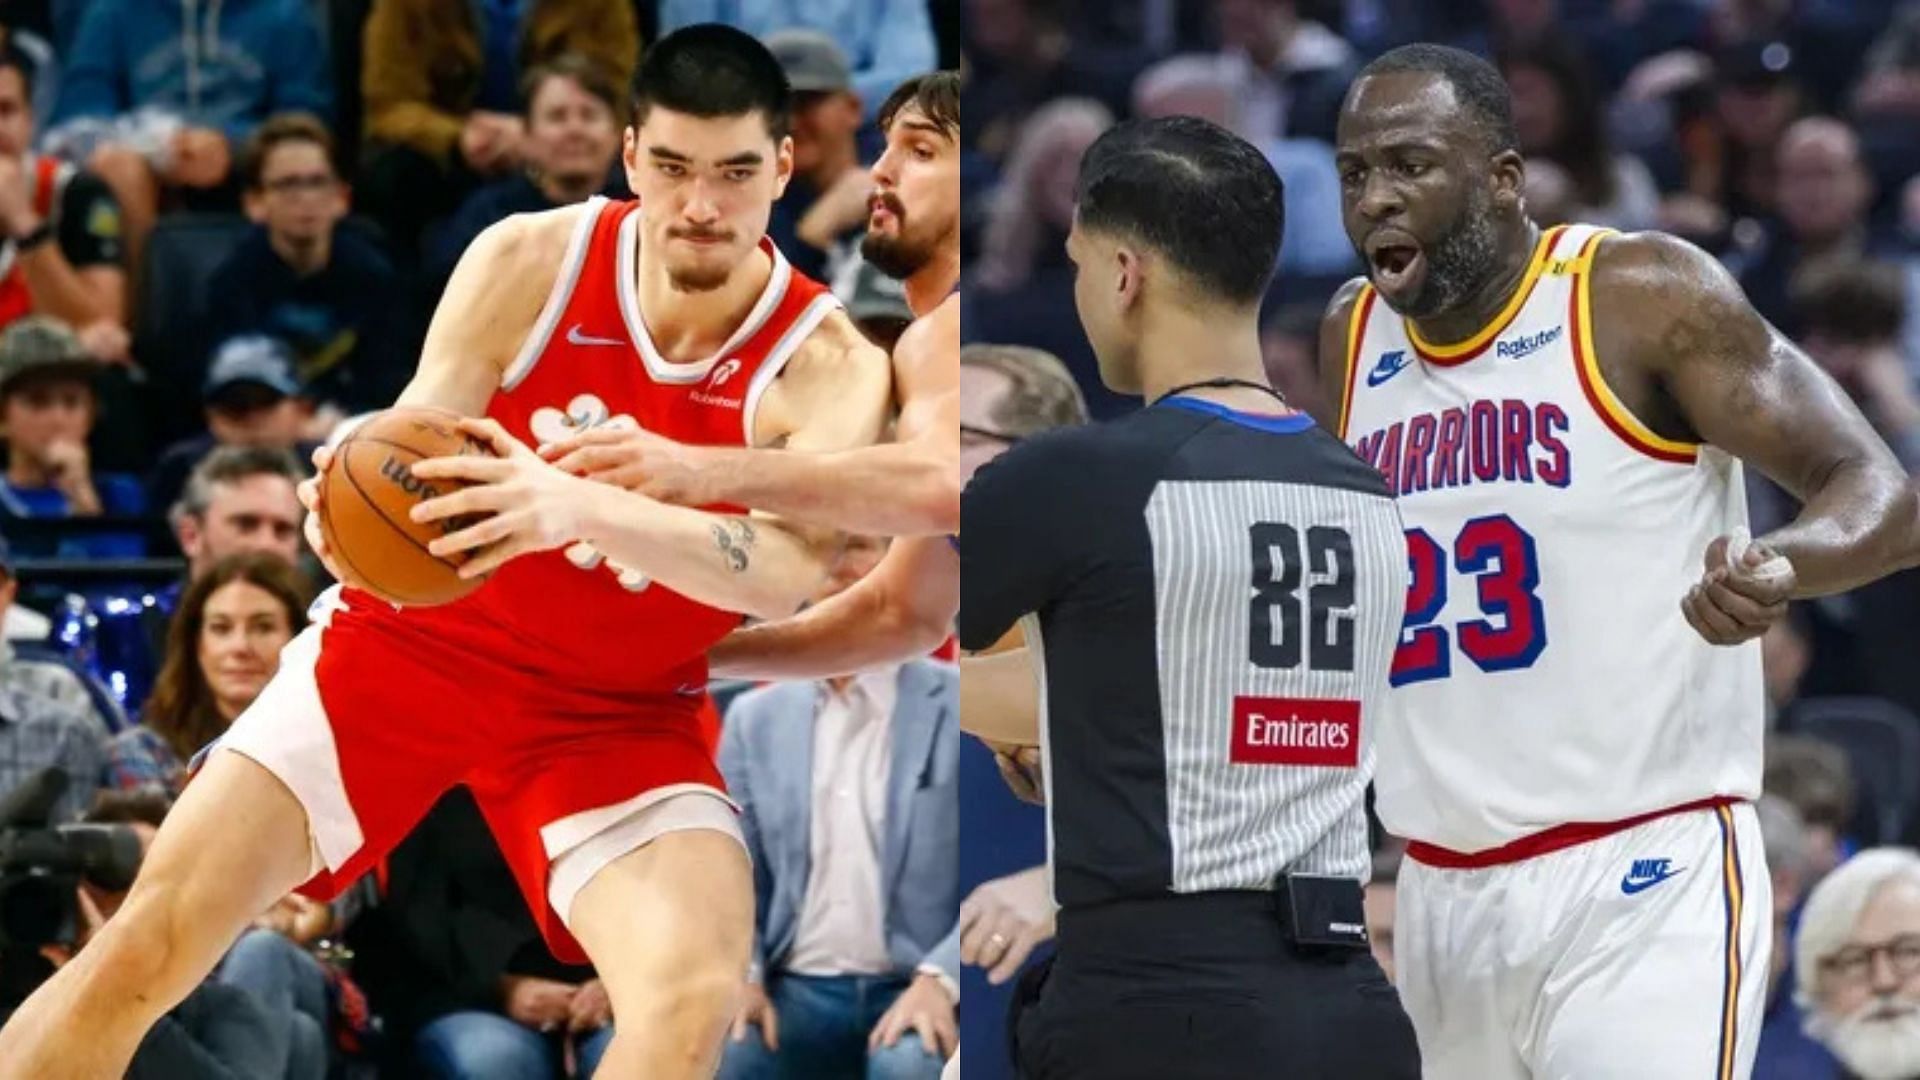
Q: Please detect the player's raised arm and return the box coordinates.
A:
[544,301,959,536]
[1596,231,1920,614]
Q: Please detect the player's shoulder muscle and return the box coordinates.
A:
[762,306,892,451]
[1587,229,1771,378]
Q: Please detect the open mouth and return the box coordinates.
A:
[1367,234,1426,294]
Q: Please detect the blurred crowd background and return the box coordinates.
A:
[957,2,1920,1079]
[0,1,966,1078]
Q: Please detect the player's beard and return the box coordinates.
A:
[1391,184,1501,320]
[862,195,934,281]
[1814,997,1920,1080]
[664,228,738,293]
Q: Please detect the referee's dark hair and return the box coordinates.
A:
[1350,43,1520,155]
[629,24,792,140]
[1072,116,1284,305]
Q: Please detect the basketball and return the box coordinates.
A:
[320,406,496,606]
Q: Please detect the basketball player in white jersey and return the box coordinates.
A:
[540,72,963,679]
[1321,44,1920,1080]
[0,28,894,1080]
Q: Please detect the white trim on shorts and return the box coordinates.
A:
[214,622,364,879]
[545,786,745,928]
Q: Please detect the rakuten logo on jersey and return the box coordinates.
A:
[689,358,745,409]
[1230,697,1361,768]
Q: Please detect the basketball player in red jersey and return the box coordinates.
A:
[0,27,893,1080]
[541,72,964,679]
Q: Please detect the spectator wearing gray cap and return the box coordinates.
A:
[0,316,145,548]
[0,532,113,823]
[146,335,318,516]
[660,0,935,126]
[765,29,876,283]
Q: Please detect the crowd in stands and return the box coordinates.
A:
[0,1,958,1076]
[959,2,1920,1078]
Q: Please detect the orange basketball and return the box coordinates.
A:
[320,406,496,606]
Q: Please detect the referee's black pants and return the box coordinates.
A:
[1009,891,1421,1079]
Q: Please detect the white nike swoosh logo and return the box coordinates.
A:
[566,324,625,347]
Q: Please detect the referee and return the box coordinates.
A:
[958,117,1420,1079]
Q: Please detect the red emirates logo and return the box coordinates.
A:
[1229,697,1360,767]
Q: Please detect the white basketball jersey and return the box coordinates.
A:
[1338,223,1764,855]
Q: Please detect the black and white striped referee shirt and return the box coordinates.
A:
[959,396,1407,907]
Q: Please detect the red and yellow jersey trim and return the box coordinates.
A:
[1567,229,1699,464]
[1336,283,1378,439]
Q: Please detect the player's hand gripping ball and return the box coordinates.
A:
[410,416,595,580]
[313,407,497,606]
[1682,527,1796,646]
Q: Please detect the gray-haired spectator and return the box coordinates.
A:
[1796,848,1920,1080]
[0,534,110,820]
[959,343,1089,482]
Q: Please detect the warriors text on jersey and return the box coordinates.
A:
[1339,223,1763,858]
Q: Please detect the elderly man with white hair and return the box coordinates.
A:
[1798,848,1920,1080]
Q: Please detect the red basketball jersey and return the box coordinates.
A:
[337,196,842,697]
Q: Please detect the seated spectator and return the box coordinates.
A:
[1207,0,1356,143]
[1735,118,1917,341]
[1790,259,1920,469]
[169,447,305,586]
[105,552,308,796]
[0,535,108,821]
[1498,36,1660,231]
[659,0,935,124]
[206,114,407,417]
[148,336,317,515]
[1756,794,1844,1080]
[0,45,127,345]
[343,786,612,1079]
[112,446,307,711]
[359,0,637,262]
[428,54,626,292]
[0,317,144,556]
[44,0,332,284]
[1769,734,1862,881]
[765,32,872,282]
[1796,848,1920,1080]
[718,544,959,1079]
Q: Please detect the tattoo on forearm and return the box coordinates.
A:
[712,519,758,572]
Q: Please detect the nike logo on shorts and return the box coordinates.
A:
[1620,857,1683,895]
